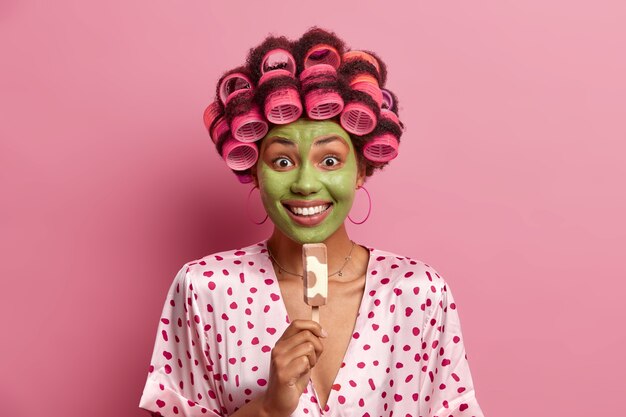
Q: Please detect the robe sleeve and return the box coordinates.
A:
[139,265,224,417]
[418,279,485,417]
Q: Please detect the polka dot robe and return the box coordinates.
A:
[139,240,485,416]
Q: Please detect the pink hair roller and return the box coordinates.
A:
[362,133,399,163]
[305,90,344,119]
[203,101,222,137]
[219,73,254,105]
[261,49,297,76]
[221,136,259,170]
[210,116,230,145]
[338,50,383,135]
[350,73,383,107]
[264,89,302,124]
[300,64,344,119]
[300,63,336,86]
[343,50,381,74]
[340,102,377,135]
[380,108,400,127]
[362,108,401,163]
[304,44,341,69]
[258,69,302,124]
[381,89,394,110]
[231,105,269,142]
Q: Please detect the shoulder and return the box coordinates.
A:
[177,239,269,287]
[367,246,450,296]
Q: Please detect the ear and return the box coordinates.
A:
[356,159,367,188]
[251,163,259,188]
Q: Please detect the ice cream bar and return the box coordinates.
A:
[302,243,328,323]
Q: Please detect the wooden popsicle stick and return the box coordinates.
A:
[312,306,320,324]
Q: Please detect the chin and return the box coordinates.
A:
[292,236,328,245]
[286,226,342,245]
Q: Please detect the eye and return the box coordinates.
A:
[321,156,341,167]
[273,157,294,169]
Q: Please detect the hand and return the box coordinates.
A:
[261,319,327,417]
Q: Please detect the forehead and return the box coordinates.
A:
[261,119,353,151]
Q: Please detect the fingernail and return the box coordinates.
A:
[321,328,329,338]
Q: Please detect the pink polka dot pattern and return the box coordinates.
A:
[138,240,484,416]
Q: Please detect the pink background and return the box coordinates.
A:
[1,1,625,416]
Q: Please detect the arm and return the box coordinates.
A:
[138,265,224,417]
[140,264,318,417]
[418,279,485,417]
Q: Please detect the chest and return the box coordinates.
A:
[278,276,366,410]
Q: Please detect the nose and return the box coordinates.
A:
[290,161,322,195]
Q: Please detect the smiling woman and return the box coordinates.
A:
[256,119,364,243]
[138,27,485,417]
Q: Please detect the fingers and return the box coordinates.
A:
[274,329,324,359]
[270,319,327,381]
[263,320,329,414]
[286,356,313,386]
[270,341,317,386]
[278,319,327,341]
[285,340,319,368]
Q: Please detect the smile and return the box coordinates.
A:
[284,204,331,216]
[281,200,334,226]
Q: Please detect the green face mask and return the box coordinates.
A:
[256,119,364,244]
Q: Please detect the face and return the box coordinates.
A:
[255,119,365,244]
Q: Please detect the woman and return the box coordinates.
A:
[139,28,485,417]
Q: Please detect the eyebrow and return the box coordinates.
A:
[266,135,346,147]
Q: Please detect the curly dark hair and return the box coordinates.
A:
[204,26,403,182]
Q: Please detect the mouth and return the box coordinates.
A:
[283,203,332,216]
[281,200,333,226]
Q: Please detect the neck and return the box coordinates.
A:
[266,224,360,281]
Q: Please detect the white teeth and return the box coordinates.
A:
[287,204,330,216]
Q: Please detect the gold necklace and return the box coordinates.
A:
[267,240,356,278]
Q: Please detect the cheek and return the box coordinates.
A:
[257,166,280,195]
[325,172,357,201]
[258,168,293,205]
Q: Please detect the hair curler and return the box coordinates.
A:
[261,49,297,76]
[258,69,302,124]
[209,114,259,170]
[362,109,401,162]
[303,44,341,70]
[362,133,399,162]
[340,102,377,135]
[203,101,223,138]
[342,50,381,75]
[210,115,230,145]
[350,73,383,107]
[219,73,254,105]
[381,89,394,110]
[338,50,384,135]
[380,108,401,127]
[230,105,268,142]
[219,73,268,141]
[221,135,259,170]
[299,64,344,119]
